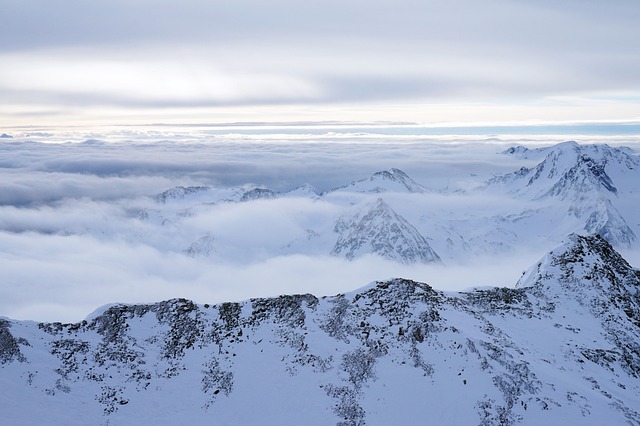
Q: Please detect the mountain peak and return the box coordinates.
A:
[154,186,210,204]
[516,234,639,295]
[332,198,441,264]
[240,187,278,202]
[285,183,318,197]
[543,154,617,198]
[488,142,636,248]
[327,168,426,194]
[185,234,216,258]
[369,168,426,193]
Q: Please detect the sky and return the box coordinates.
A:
[1,0,640,129]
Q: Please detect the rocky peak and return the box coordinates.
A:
[332,198,441,264]
[544,154,617,199]
[516,234,639,303]
[285,183,319,198]
[155,186,210,204]
[185,234,216,258]
[516,234,640,377]
[240,188,279,202]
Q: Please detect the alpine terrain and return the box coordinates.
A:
[1,234,639,425]
[130,141,640,264]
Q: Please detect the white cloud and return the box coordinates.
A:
[0,229,541,323]
[0,138,638,324]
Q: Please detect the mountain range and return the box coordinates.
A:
[2,234,639,425]
[135,141,639,264]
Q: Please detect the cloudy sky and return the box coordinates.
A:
[2,0,640,128]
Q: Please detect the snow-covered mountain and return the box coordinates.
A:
[488,141,638,248]
[1,234,639,425]
[332,198,440,264]
[12,142,636,269]
[154,185,210,204]
[491,141,633,199]
[130,144,640,265]
[184,234,216,258]
[327,168,428,194]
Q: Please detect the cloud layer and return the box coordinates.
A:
[2,137,639,323]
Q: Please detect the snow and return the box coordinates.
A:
[2,140,640,423]
[2,235,640,424]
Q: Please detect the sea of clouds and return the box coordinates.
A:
[1,130,639,322]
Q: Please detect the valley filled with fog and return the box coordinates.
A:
[1,133,639,322]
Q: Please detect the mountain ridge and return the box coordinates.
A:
[2,234,639,425]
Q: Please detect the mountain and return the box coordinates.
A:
[184,234,216,258]
[327,168,427,194]
[240,188,279,202]
[121,145,640,264]
[491,142,630,198]
[154,186,210,204]
[331,198,441,264]
[284,183,319,198]
[1,234,639,425]
[502,141,638,168]
[488,142,637,247]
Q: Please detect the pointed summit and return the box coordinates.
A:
[516,234,639,299]
[327,168,427,194]
[240,188,279,202]
[332,198,440,264]
[184,234,216,258]
[155,186,210,203]
[516,234,640,376]
[538,153,617,198]
[284,183,319,198]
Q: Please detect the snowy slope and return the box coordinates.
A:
[332,198,441,263]
[485,142,638,248]
[1,234,639,425]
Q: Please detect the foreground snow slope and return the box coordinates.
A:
[1,234,639,425]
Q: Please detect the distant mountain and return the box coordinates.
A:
[2,235,639,425]
[489,142,637,247]
[502,141,638,167]
[154,186,210,204]
[184,234,216,258]
[136,145,638,263]
[332,198,440,264]
[240,188,279,202]
[491,142,631,198]
[283,183,319,198]
[327,168,427,194]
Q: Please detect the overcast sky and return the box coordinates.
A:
[2,0,640,127]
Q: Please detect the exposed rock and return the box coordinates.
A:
[2,235,639,424]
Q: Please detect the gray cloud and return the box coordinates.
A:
[1,0,638,114]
